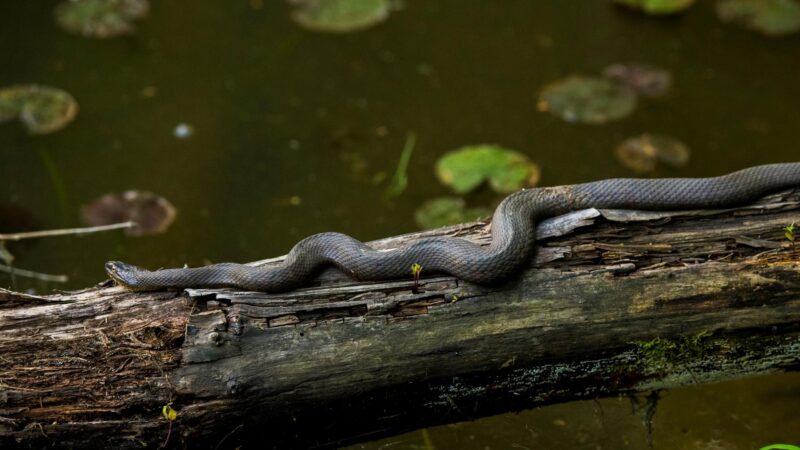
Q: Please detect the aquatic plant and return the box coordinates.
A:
[602,63,672,97]
[538,75,637,124]
[614,133,690,173]
[435,145,540,194]
[54,0,149,38]
[614,0,695,15]
[384,132,416,199]
[414,197,490,230]
[291,0,396,33]
[81,191,177,237]
[716,0,800,37]
[0,85,78,135]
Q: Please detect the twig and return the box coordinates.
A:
[159,420,172,449]
[214,424,244,450]
[0,264,68,282]
[0,221,135,241]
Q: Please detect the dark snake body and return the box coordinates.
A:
[106,163,800,292]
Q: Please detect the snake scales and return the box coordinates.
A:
[106,163,800,292]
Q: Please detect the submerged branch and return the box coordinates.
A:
[0,263,68,282]
[0,221,135,241]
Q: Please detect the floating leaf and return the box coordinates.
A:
[602,63,672,97]
[0,85,78,135]
[613,0,695,15]
[54,0,149,38]
[436,145,540,194]
[715,0,800,36]
[0,89,27,123]
[290,0,394,33]
[614,133,690,173]
[81,191,176,237]
[20,89,79,135]
[538,76,637,124]
[414,197,491,230]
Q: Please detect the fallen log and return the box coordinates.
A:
[1,189,799,449]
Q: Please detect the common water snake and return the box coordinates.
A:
[106,162,800,292]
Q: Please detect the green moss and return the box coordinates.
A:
[631,330,713,373]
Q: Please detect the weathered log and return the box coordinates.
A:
[2,190,799,449]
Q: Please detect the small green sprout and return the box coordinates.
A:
[160,402,178,448]
[411,263,422,293]
[785,223,796,255]
[162,403,177,421]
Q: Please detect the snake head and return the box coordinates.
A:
[105,261,146,290]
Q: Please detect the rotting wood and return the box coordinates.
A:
[1,190,799,449]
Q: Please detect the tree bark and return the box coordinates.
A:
[2,190,799,449]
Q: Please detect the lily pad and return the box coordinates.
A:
[54,0,149,38]
[414,197,491,230]
[435,145,541,194]
[613,0,695,15]
[715,0,800,36]
[603,63,672,97]
[290,0,394,33]
[0,85,78,135]
[614,133,690,173]
[538,75,637,124]
[81,191,176,237]
[0,89,26,123]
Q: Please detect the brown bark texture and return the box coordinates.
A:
[1,189,799,449]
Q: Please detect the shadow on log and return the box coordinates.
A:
[1,190,799,449]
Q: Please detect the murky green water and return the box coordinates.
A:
[350,372,800,450]
[1,1,798,448]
